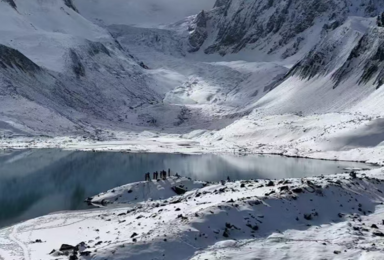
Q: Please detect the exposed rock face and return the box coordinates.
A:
[69,49,85,78]
[0,44,41,73]
[87,41,110,57]
[213,0,230,8]
[63,0,78,13]
[288,24,384,90]
[2,0,16,9]
[189,0,384,58]
[188,10,208,52]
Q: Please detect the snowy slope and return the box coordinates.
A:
[0,0,384,165]
[0,0,109,72]
[0,0,172,136]
[2,1,384,259]
[188,0,384,62]
[1,169,384,260]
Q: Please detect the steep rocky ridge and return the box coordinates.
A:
[190,0,384,61]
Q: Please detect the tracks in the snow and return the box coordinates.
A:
[7,225,30,260]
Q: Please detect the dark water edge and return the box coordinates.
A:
[0,149,374,228]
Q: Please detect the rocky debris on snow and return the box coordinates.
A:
[372,231,384,237]
[292,187,303,193]
[6,168,384,260]
[49,241,90,258]
[60,244,76,251]
[89,176,206,206]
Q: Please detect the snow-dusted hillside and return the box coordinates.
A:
[2,169,384,260]
[2,1,384,259]
[0,0,209,137]
[0,0,384,163]
[188,0,384,62]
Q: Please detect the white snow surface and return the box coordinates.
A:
[1,169,384,259]
[0,0,383,161]
[0,0,383,167]
[1,1,384,258]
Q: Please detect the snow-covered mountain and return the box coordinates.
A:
[0,0,174,136]
[177,0,384,115]
[1,0,384,151]
[188,0,384,62]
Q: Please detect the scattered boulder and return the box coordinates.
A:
[223,228,229,238]
[292,187,303,193]
[353,226,360,231]
[172,186,187,195]
[130,232,138,238]
[371,224,379,229]
[246,224,259,231]
[303,214,313,220]
[69,253,79,260]
[60,244,76,251]
[265,190,275,196]
[69,255,78,260]
[373,231,384,237]
[266,181,275,187]
[225,223,233,229]
[177,214,188,220]
[80,251,91,256]
[349,171,357,179]
[138,61,149,69]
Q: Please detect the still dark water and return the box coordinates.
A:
[0,149,373,228]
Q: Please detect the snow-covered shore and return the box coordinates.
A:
[1,112,383,167]
[1,168,384,260]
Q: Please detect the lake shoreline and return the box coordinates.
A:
[1,141,382,167]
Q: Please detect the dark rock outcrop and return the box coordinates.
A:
[69,49,85,78]
[2,0,16,9]
[0,44,41,73]
[63,0,78,13]
[172,186,187,195]
[59,244,76,251]
[87,41,110,57]
[188,10,208,52]
[190,0,383,58]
